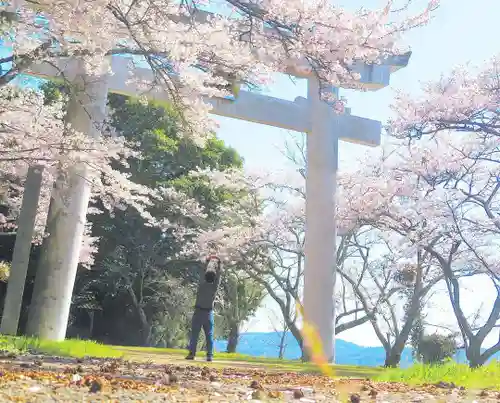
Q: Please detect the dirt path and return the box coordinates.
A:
[0,353,497,402]
[114,348,382,378]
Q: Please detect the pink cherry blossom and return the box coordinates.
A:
[1,0,438,143]
[0,86,207,264]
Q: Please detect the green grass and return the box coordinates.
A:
[0,336,380,377]
[0,336,499,390]
[0,336,123,359]
[375,360,500,390]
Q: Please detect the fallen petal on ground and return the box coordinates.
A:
[0,355,495,402]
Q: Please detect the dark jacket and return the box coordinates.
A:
[194,262,221,310]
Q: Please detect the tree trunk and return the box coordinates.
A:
[431,248,500,368]
[383,311,419,367]
[466,340,487,368]
[384,256,426,368]
[127,286,151,346]
[285,322,305,360]
[278,331,287,359]
[88,310,94,338]
[384,350,403,368]
[226,322,239,353]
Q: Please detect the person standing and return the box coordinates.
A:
[185,255,222,361]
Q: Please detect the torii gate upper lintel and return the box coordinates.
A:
[25,56,385,146]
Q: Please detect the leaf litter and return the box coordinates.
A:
[0,354,497,402]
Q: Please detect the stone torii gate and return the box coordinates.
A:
[4,49,408,361]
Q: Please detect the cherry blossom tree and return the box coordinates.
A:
[0,85,206,265]
[1,0,439,141]
[340,227,445,367]
[384,54,500,366]
[364,134,500,366]
[389,54,500,144]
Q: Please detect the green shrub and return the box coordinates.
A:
[416,333,458,364]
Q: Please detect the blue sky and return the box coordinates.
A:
[212,0,500,348]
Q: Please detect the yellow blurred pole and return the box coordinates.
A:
[296,301,335,378]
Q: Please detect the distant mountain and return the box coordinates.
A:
[214,332,499,368]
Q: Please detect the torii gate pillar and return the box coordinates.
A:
[25,59,110,340]
[304,77,338,363]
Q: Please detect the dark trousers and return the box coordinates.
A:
[188,307,214,357]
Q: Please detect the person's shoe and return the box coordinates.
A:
[206,355,213,362]
[185,353,195,360]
